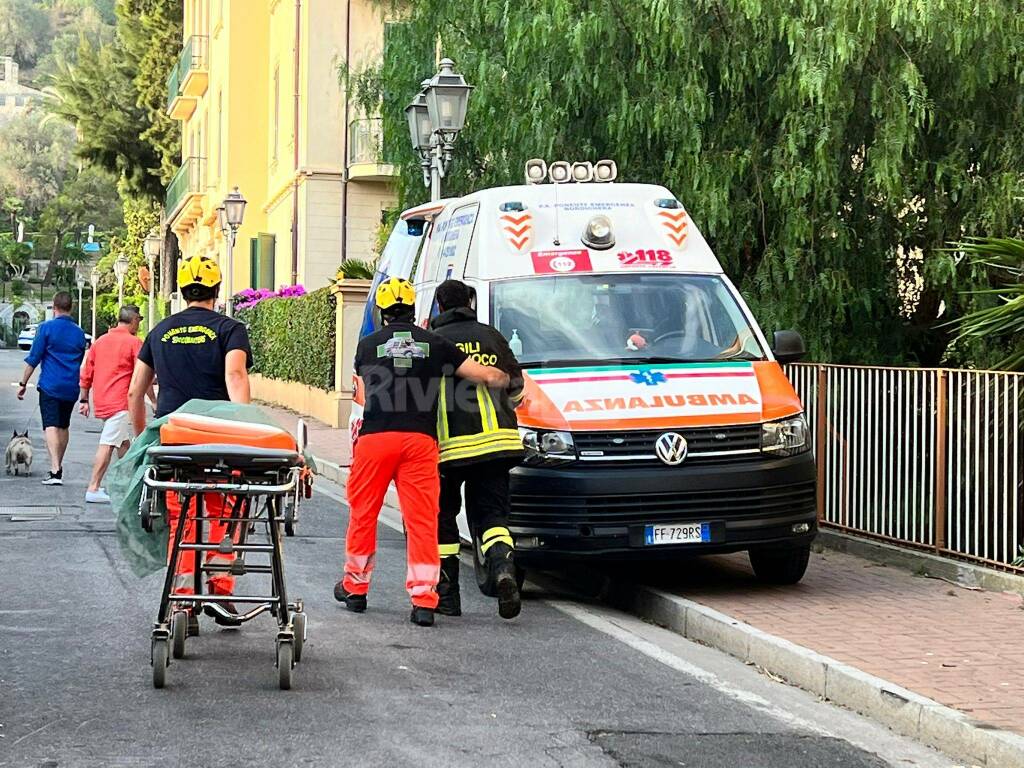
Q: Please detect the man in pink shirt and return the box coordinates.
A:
[78,306,146,503]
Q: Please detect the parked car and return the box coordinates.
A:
[17,324,93,351]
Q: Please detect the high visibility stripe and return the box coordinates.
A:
[437,377,450,442]
[438,543,461,556]
[440,428,521,448]
[476,386,499,433]
[480,534,515,554]
[482,526,511,542]
[439,437,525,463]
[344,552,376,585]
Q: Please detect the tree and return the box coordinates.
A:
[0,110,76,219]
[359,1,1024,366]
[0,0,51,68]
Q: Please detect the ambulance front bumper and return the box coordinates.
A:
[507,452,816,561]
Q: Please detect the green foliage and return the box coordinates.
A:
[239,288,337,391]
[0,112,76,219]
[338,258,376,280]
[46,0,181,199]
[359,1,1024,365]
[948,238,1024,371]
[0,0,51,68]
[97,195,159,295]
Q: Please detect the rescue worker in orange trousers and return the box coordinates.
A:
[429,280,526,619]
[128,255,254,630]
[335,278,510,626]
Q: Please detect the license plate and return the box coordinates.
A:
[644,522,710,545]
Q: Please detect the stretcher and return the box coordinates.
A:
[140,413,313,689]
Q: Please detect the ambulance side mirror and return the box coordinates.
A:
[772,330,806,363]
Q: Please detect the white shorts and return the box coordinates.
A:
[99,411,133,447]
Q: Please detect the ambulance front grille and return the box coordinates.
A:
[573,425,762,464]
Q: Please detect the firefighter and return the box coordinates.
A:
[430,279,526,620]
[128,255,253,629]
[335,277,510,627]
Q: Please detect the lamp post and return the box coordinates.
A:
[89,267,99,338]
[405,59,473,202]
[218,187,247,317]
[113,255,129,308]
[144,229,161,332]
[75,274,85,325]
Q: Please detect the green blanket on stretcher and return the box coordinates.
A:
[107,400,313,578]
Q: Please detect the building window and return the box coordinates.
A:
[272,65,280,163]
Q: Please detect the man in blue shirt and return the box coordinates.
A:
[18,291,87,485]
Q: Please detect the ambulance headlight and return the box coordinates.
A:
[582,215,615,250]
[519,428,576,463]
[761,416,809,456]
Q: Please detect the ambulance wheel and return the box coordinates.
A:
[170,611,188,659]
[749,543,811,585]
[292,612,306,663]
[277,642,294,690]
[151,638,169,689]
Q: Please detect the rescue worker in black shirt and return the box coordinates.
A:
[430,279,526,620]
[336,277,510,627]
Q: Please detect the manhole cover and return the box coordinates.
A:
[0,506,61,521]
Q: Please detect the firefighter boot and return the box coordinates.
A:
[488,542,521,620]
[436,555,462,616]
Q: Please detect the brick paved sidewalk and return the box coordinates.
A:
[648,550,1024,735]
[260,401,1024,736]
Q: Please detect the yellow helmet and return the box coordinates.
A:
[375,277,416,310]
[177,255,222,289]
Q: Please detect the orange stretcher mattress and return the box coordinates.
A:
[160,413,298,451]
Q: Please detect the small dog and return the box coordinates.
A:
[5,431,33,476]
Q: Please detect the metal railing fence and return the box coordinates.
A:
[348,118,388,166]
[785,363,1024,570]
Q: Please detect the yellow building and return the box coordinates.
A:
[164,0,397,297]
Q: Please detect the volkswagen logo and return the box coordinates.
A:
[655,432,688,466]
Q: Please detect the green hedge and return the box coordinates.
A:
[238,287,336,390]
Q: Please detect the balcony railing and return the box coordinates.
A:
[165,157,205,217]
[348,118,389,166]
[166,35,209,113]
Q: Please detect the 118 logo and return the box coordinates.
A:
[618,249,673,267]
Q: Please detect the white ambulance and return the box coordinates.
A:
[359,160,815,585]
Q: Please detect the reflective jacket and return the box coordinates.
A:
[430,307,525,467]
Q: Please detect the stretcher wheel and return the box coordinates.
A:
[151,638,169,689]
[292,612,306,663]
[141,504,154,533]
[277,641,294,690]
[284,502,296,537]
[170,612,188,659]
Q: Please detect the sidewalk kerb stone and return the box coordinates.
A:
[306,452,1024,766]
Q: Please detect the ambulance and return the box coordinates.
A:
[359,159,816,585]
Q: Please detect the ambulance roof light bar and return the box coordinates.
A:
[523,158,618,184]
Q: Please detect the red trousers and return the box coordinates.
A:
[344,432,440,609]
[166,492,236,595]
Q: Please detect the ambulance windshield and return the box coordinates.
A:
[490,274,765,366]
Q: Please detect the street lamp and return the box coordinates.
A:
[219,187,246,317]
[143,228,161,332]
[75,274,85,326]
[113,254,129,308]
[89,267,99,338]
[405,59,474,201]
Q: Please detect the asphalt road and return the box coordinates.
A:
[0,349,953,768]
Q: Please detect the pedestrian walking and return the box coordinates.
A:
[17,291,87,486]
[334,277,510,627]
[78,305,148,504]
[429,280,526,619]
[127,255,253,628]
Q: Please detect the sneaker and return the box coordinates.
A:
[85,488,111,504]
[410,606,435,627]
[333,581,367,613]
[41,471,63,486]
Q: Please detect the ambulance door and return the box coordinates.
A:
[359,217,426,337]
[419,202,479,324]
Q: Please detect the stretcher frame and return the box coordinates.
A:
[140,442,310,690]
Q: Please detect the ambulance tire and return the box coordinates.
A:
[749,543,811,585]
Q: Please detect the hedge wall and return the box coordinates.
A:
[238,287,336,390]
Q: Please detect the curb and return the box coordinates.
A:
[307,453,1024,766]
[816,528,1024,597]
[605,581,1024,768]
